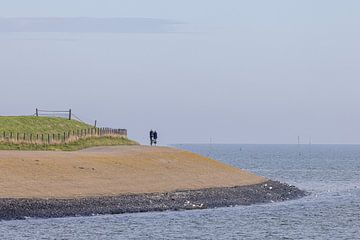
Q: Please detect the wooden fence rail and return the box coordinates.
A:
[0,128,127,145]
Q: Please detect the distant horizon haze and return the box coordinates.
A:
[1,1,359,145]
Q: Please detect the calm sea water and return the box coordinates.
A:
[1,144,360,239]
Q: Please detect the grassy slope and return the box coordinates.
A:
[0,136,137,151]
[0,116,137,151]
[0,116,92,134]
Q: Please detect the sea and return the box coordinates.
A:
[1,144,359,239]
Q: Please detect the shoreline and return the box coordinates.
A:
[0,180,306,221]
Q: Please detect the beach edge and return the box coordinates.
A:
[0,180,306,220]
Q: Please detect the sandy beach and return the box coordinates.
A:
[0,146,305,220]
[0,146,266,198]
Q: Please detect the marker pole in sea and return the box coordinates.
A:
[207,137,213,157]
[309,136,312,159]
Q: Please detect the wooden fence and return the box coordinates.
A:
[35,108,73,120]
[0,128,127,145]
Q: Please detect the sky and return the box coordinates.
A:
[0,0,360,144]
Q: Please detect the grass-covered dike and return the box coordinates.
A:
[0,116,91,134]
[0,116,137,151]
[0,136,137,151]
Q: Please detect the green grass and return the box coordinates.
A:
[0,116,138,151]
[0,116,92,134]
[0,136,138,151]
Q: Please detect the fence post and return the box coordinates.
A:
[69,109,72,120]
[48,134,50,144]
[17,133,19,142]
[36,108,39,117]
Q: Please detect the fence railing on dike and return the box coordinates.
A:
[0,128,127,145]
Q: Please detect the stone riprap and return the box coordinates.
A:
[0,180,306,221]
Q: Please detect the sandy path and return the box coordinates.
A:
[0,146,266,198]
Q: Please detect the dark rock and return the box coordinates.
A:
[0,180,306,221]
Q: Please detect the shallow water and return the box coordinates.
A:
[1,144,359,239]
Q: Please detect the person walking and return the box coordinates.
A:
[149,130,154,146]
[153,130,158,146]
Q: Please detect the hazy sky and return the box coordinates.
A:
[0,1,360,144]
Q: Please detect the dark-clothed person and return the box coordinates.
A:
[153,131,158,146]
[150,130,154,146]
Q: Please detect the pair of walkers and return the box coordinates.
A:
[149,130,158,146]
